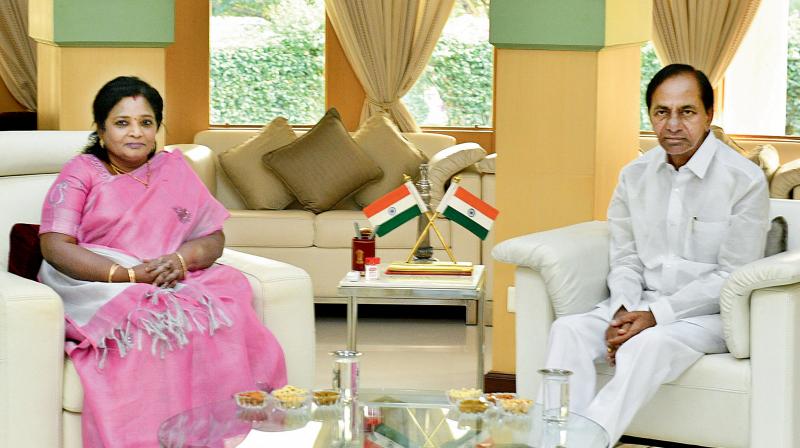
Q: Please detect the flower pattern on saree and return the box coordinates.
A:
[173,207,192,223]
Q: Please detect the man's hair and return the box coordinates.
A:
[645,64,714,112]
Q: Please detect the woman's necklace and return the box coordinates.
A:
[109,160,151,188]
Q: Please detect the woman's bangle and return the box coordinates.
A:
[108,263,120,283]
[175,252,188,277]
[127,267,136,283]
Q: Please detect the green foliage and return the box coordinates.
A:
[210,34,324,124]
[787,9,800,135]
[640,42,661,131]
[428,37,493,127]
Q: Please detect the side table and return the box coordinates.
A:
[337,265,486,387]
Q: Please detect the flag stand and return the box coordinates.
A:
[403,178,461,265]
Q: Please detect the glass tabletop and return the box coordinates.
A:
[157,389,608,447]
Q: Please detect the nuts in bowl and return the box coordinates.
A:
[312,389,341,406]
[271,385,309,410]
[499,398,533,415]
[234,390,267,409]
[483,392,516,405]
[458,399,489,414]
[446,387,483,405]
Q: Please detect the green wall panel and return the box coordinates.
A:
[490,0,606,50]
[52,0,174,47]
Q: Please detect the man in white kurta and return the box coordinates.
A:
[543,64,769,444]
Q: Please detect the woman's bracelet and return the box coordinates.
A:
[127,267,136,283]
[108,263,120,283]
[175,252,188,277]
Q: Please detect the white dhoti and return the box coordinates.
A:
[542,301,727,445]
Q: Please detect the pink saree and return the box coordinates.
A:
[38,150,287,447]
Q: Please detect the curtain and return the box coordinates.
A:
[652,0,761,88]
[325,0,455,132]
[0,0,37,110]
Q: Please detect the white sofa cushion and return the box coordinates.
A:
[492,221,610,317]
[223,210,315,248]
[427,143,486,208]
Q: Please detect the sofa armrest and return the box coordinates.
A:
[0,272,64,447]
[167,144,217,196]
[492,221,610,317]
[720,250,800,358]
[216,249,316,389]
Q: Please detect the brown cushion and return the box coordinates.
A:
[353,113,427,207]
[427,143,487,208]
[712,126,780,182]
[263,108,383,213]
[219,117,297,210]
[8,223,42,281]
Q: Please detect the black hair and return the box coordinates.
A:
[83,76,163,162]
[645,64,714,113]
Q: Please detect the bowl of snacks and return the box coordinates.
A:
[234,390,269,420]
[458,399,490,414]
[312,389,341,407]
[271,385,310,410]
[446,387,483,406]
[499,398,533,416]
[483,392,517,405]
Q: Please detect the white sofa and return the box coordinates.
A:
[0,131,316,448]
[492,199,800,447]
[192,129,497,319]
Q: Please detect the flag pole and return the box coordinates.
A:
[426,210,457,263]
[406,215,437,263]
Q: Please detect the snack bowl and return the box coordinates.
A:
[271,385,310,411]
[498,398,534,419]
[482,392,517,405]
[446,387,483,406]
[234,390,269,421]
[312,389,341,407]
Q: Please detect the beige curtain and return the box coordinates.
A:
[652,0,761,87]
[325,0,455,132]
[0,0,36,110]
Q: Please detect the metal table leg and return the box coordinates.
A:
[347,293,358,351]
[476,292,485,388]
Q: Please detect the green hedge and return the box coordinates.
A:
[210,33,493,127]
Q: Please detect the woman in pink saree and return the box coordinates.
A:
[38,76,287,447]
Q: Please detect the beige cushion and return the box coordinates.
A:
[313,210,451,249]
[712,126,780,182]
[353,113,427,207]
[263,109,383,213]
[428,143,487,208]
[770,158,800,198]
[476,153,496,174]
[223,210,315,248]
[218,117,297,209]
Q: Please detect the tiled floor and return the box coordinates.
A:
[312,306,663,448]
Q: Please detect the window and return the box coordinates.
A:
[640,42,660,131]
[403,0,493,128]
[210,0,325,125]
[640,1,800,137]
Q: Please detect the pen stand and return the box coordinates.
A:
[351,238,375,273]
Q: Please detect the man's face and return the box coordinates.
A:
[649,74,713,160]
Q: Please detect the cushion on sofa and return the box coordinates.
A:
[313,210,451,249]
[218,117,297,210]
[476,153,495,174]
[770,158,800,198]
[8,223,42,281]
[353,113,427,207]
[263,108,383,213]
[712,126,780,181]
[427,143,487,208]
[223,210,315,248]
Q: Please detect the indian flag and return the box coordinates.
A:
[436,183,499,240]
[363,181,428,237]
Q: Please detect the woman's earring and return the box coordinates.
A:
[99,138,105,148]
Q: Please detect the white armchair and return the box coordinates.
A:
[0,131,316,447]
[492,199,800,448]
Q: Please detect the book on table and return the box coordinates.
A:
[385,261,473,276]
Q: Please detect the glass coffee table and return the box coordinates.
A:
[158,389,608,447]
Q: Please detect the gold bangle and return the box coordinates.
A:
[128,268,136,283]
[108,263,120,283]
[175,252,188,277]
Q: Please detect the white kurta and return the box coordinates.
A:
[544,131,769,444]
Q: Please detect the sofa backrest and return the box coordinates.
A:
[0,131,92,271]
[193,129,457,210]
